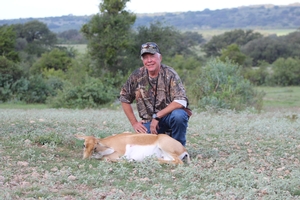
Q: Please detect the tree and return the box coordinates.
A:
[135,22,203,57]
[241,36,291,66]
[0,56,23,102]
[219,44,247,66]
[123,22,204,72]
[271,57,300,86]
[81,0,136,74]
[30,48,73,77]
[202,29,263,57]
[13,20,57,56]
[0,25,19,62]
[57,29,86,44]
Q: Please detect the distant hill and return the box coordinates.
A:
[1,3,300,33]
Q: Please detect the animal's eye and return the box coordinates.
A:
[83,145,85,148]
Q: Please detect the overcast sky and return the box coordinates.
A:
[0,0,299,20]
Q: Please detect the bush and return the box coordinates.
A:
[21,75,51,103]
[270,57,300,86]
[48,76,119,109]
[0,56,23,102]
[0,73,13,102]
[189,58,264,111]
[241,66,269,86]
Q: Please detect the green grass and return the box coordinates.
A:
[0,104,300,199]
[193,28,296,40]
[0,103,48,109]
[58,44,87,54]
[256,86,300,109]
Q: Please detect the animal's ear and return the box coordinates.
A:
[97,142,105,146]
[74,135,87,140]
[100,148,115,156]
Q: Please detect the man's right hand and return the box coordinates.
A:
[132,121,148,133]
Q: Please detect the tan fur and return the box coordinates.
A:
[75,132,190,165]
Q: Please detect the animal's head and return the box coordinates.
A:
[75,135,99,159]
[75,135,115,159]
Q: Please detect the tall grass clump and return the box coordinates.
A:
[189,58,264,111]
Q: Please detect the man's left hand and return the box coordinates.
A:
[150,119,159,134]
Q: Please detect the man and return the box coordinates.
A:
[119,42,191,146]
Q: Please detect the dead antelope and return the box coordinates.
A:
[75,132,190,164]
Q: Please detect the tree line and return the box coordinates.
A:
[1,0,300,110]
[1,4,300,33]
[136,5,300,30]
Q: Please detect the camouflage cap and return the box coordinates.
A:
[140,42,161,56]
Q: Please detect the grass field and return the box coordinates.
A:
[193,28,296,40]
[58,44,87,54]
[257,86,300,110]
[0,87,299,199]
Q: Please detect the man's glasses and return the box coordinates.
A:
[141,42,159,49]
[141,42,160,53]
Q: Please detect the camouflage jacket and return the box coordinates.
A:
[119,64,188,121]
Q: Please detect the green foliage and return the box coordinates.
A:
[48,76,119,109]
[241,36,289,66]
[219,44,247,65]
[30,48,73,76]
[57,29,86,44]
[134,22,203,58]
[12,20,57,56]
[203,29,263,57]
[123,22,204,73]
[81,0,136,74]
[190,58,264,111]
[34,132,64,145]
[2,5,300,32]
[242,65,269,86]
[163,54,202,83]
[20,75,52,103]
[0,25,20,62]
[134,6,300,30]
[0,56,23,102]
[0,56,23,80]
[0,73,13,102]
[270,57,300,86]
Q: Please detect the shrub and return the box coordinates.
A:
[270,57,300,86]
[48,76,118,109]
[0,56,23,102]
[190,58,264,111]
[21,75,51,103]
[0,73,13,102]
[241,66,269,86]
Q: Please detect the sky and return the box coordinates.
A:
[0,0,299,20]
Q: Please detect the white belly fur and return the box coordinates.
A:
[124,144,174,161]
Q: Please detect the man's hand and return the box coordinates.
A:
[150,119,159,134]
[132,121,148,133]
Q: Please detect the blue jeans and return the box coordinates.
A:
[143,109,189,146]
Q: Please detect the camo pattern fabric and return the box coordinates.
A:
[120,64,188,121]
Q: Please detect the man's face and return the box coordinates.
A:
[141,53,162,74]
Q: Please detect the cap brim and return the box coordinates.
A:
[140,49,157,56]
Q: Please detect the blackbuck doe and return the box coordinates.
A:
[75,132,190,164]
